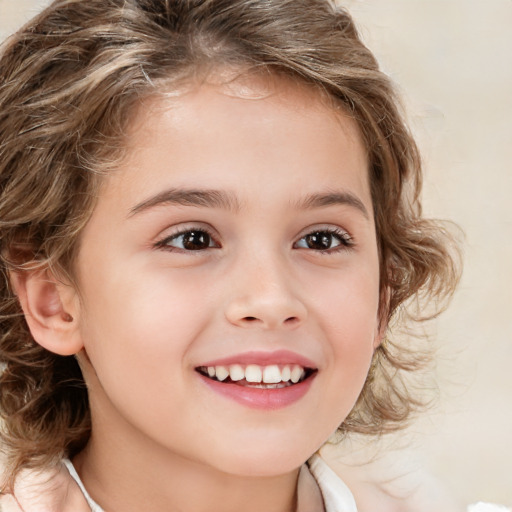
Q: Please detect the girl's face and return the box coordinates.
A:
[74,75,382,476]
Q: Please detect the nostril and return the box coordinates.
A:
[241,316,300,326]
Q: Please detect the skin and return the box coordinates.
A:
[0,450,466,512]
[0,464,90,512]
[14,74,383,511]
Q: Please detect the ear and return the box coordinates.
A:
[10,268,83,356]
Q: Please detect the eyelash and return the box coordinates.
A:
[154,226,219,252]
[294,227,354,254]
[154,226,354,254]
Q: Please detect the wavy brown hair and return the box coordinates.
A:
[0,0,460,489]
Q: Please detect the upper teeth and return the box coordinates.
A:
[200,364,306,384]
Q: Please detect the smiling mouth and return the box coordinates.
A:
[196,364,317,388]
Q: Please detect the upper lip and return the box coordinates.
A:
[196,350,317,369]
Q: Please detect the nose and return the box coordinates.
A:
[224,255,307,330]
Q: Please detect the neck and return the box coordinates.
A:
[73,399,300,512]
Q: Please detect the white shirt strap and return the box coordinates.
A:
[62,459,104,512]
[308,454,358,512]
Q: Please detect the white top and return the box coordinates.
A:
[308,454,358,511]
[63,456,509,512]
[468,506,511,512]
[62,459,103,512]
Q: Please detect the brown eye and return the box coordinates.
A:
[304,232,339,250]
[294,229,351,252]
[161,230,216,251]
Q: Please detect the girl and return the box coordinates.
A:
[0,1,506,510]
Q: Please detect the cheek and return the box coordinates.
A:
[81,257,210,345]
[312,262,380,340]
[77,264,212,407]
[310,265,379,398]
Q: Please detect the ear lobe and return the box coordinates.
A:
[10,268,83,356]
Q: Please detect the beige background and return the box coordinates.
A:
[1,0,511,506]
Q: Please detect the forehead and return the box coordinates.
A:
[97,72,370,213]
[128,69,362,142]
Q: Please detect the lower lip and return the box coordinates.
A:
[198,373,316,410]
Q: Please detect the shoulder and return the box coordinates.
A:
[319,444,465,512]
[319,446,510,512]
[0,494,22,512]
[0,462,91,512]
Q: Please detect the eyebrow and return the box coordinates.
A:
[129,188,241,216]
[129,187,369,220]
[294,191,370,219]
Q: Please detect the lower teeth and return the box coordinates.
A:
[244,382,290,389]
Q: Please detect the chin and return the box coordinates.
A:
[207,436,321,477]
